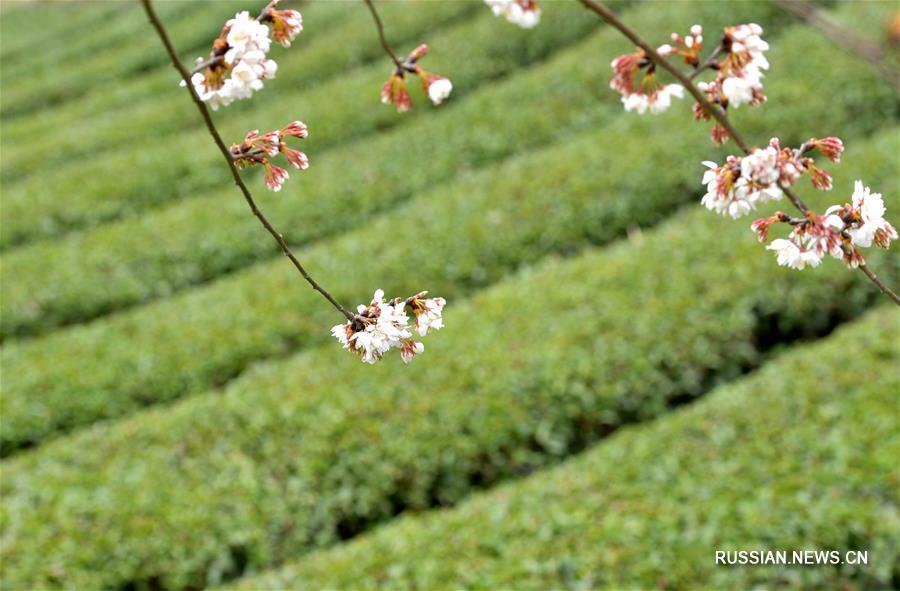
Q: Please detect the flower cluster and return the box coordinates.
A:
[484,0,541,29]
[609,49,684,115]
[732,136,897,270]
[590,7,897,299]
[694,23,769,143]
[702,136,842,219]
[381,44,452,112]
[701,149,779,219]
[183,1,302,110]
[230,121,309,191]
[331,290,446,364]
[759,182,898,270]
[752,211,842,270]
[718,23,769,106]
[828,182,898,251]
[657,24,704,65]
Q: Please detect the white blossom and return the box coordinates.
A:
[184,72,228,110]
[400,340,425,364]
[331,323,352,350]
[230,61,264,92]
[701,147,786,220]
[413,297,446,336]
[622,92,650,114]
[823,213,845,232]
[700,159,753,219]
[225,11,271,64]
[767,238,821,270]
[656,44,675,56]
[349,290,412,364]
[798,248,822,269]
[721,69,763,107]
[484,0,541,29]
[735,146,783,204]
[846,180,897,248]
[729,23,769,72]
[622,84,683,115]
[718,23,769,108]
[650,84,684,113]
[426,77,453,105]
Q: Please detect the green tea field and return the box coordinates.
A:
[0,0,898,589]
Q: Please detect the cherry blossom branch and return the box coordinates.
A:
[774,0,900,92]
[140,0,357,321]
[579,0,900,306]
[579,0,749,153]
[363,0,404,70]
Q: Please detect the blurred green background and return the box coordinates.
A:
[0,0,898,589]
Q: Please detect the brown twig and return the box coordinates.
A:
[578,0,900,306]
[856,264,900,304]
[140,0,357,321]
[190,55,224,75]
[687,44,723,81]
[231,148,268,162]
[363,0,403,69]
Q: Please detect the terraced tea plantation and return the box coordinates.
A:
[1,1,898,589]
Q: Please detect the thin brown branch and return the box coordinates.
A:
[190,55,224,75]
[578,0,900,305]
[687,44,723,81]
[140,0,356,322]
[774,0,900,92]
[231,148,267,162]
[363,0,403,69]
[856,263,900,304]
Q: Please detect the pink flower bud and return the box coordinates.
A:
[657,44,675,56]
[808,164,833,191]
[842,246,865,268]
[399,340,425,364]
[874,223,899,249]
[263,162,289,192]
[810,136,844,163]
[711,123,730,145]
[280,121,308,139]
[750,214,781,242]
[280,145,309,170]
[381,73,411,113]
[409,44,428,62]
[270,8,303,47]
